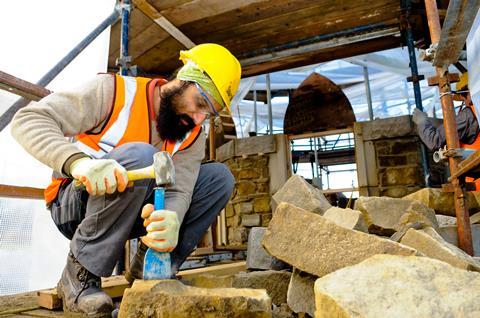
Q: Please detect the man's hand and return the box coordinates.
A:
[70,158,128,196]
[412,108,428,125]
[140,204,180,252]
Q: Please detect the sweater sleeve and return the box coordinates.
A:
[416,107,480,150]
[10,74,115,176]
[164,130,206,224]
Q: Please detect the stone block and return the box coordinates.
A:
[257,181,270,194]
[400,227,480,272]
[354,196,439,236]
[314,255,480,318]
[242,214,261,227]
[237,181,257,196]
[287,268,316,316]
[361,115,414,141]
[403,187,480,216]
[380,166,419,186]
[226,215,240,227]
[272,303,295,318]
[377,155,407,167]
[216,139,235,162]
[436,215,457,227]
[191,270,291,306]
[247,227,286,270]
[323,207,368,232]
[272,175,331,215]
[379,186,421,198]
[253,197,271,213]
[438,225,480,256]
[225,203,235,217]
[239,168,260,179]
[119,280,271,317]
[260,213,272,227]
[262,203,416,277]
[235,135,276,156]
[234,202,254,214]
[471,212,480,224]
[229,227,248,244]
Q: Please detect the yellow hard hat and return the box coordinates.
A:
[179,43,241,110]
[457,72,469,91]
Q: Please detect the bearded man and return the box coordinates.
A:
[11,43,241,316]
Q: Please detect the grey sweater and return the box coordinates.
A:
[416,106,480,150]
[10,74,205,223]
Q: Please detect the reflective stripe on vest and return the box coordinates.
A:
[74,74,156,158]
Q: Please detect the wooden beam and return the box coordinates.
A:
[178,261,247,280]
[0,184,44,200]
[433,0,480,67]
[240,27,399,67]
[0,70,51,101]
[132,0,195,49]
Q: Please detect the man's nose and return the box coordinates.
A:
[191,112,207,125]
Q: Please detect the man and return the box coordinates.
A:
[413,72,480,151]
[413,72,480,189]
[11,43,241,316]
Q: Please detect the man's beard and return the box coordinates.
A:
[156,91,196,141]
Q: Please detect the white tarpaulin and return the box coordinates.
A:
[468,9,480,118]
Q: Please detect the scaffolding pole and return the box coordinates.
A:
[363,66,374,121]
[266,73,273,135]
[424,0,473,255]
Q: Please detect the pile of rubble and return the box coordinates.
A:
[119,175,480,317]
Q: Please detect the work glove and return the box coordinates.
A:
[412,108,428,125]
[141,203,180,252]
[70,157,128,196]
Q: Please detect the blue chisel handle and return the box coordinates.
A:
[143,187,173,280]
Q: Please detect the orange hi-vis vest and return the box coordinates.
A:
[459,104,480,191]
[44,74,202,204]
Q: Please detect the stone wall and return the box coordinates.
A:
[355,115,447,198]
[216,134,291,248]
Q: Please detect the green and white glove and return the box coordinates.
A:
[141,203,180,252]
[412,108,428,125]
[70,157,128,196]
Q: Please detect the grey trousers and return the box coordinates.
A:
[50,142,234,277]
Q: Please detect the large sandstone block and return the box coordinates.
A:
[119,280,271,317]
[354,196,439,235]
[287,268,316,316]
[360,115,415,141]
[262,203,416,277]
[190,270,291,306]
[403,187,480,216]
[314,255,480,318]
[436,215,457,227]
[400,227,480,271]
[272,175,331,214]
[323,207,368,232]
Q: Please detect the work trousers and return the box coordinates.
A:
[50,142,234,277]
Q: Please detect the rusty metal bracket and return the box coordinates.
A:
[427,73,460,86]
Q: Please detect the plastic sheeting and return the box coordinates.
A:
[468,9,480,118]
[231,47,463,137]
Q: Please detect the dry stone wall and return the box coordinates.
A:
[216,135,291,248]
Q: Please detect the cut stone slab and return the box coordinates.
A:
[354,196,439,235]
[272,303,296,318]
[190,270,291,306]
[119,280,271,318]
[247,227,287,270]
[400,227,480,272]
[438,225,480,257]
[314,255,480,318]
[263,202,417,277]
[403,187,480,216]
[272,175,331,215]
[287,268,316,316]
[242,214,261,227]
[436,215,457,227]
[323,207,368,232]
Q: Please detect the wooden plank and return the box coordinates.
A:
[433,0,480,66]
[0,70,51,101]
[0,292,39,315]
[0,184,44,200]
[132,0,195,48]
[178,261,246,280]
[37,276,130,310]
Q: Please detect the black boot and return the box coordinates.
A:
[57,252,113,317]
[124,241,148,283]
